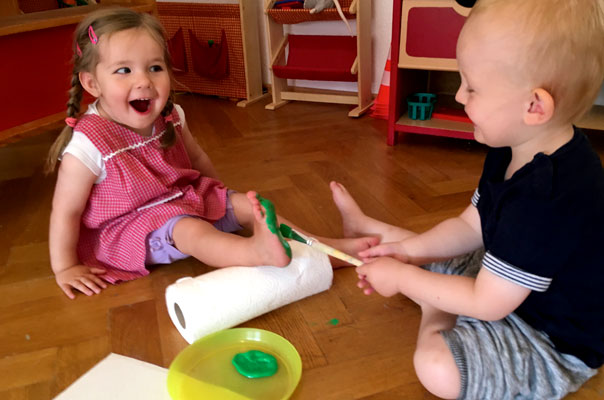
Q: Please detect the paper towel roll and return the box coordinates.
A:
[165,241,332,344]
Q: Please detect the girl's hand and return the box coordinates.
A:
[55,265,107,299]
[358,241,408,263]
[356,257,407,297]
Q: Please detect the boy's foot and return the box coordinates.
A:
[330,181,368,238]
[247,191,292,267]
[326,236,380,268]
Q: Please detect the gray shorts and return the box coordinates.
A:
[145,191,242,265]
[424,251,597,400]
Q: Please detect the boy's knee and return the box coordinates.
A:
[413,345,461,399]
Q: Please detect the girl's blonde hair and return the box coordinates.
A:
[45,7,176,174]
[469,0,604,125]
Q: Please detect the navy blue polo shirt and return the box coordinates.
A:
[473,128,604,368]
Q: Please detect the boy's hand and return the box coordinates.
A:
[55,265,107,299]
[356,257,407,297]
[358,241,408,263]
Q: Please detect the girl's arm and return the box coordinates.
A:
[49,154,106,299]
[360,204,483,265]
[357,257,531,321]
[180,121,220,179]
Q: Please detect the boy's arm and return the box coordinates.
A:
[49,154,106,298]
[357,257,531,320]
[361,204,483,265]
[180,121,220,179]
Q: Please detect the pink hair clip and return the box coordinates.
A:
[88,25,98,44]
[76,43,82,57]
[164,115,174,123]
[65,117,78,128]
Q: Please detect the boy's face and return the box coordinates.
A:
[80,28,171,137]
[455,18,532,148]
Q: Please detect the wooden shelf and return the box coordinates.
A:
[391,104,604,142]
[387,0,604,145]
[266,2,355,24]
[0,3,156,37]
[264,0,373,118]
[394,113,474,140]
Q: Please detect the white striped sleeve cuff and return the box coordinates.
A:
[471,189,480,207]
[483,251,552,292]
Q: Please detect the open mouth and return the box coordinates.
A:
[129,98,151,113]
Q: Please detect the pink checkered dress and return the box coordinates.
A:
[74,110,227,283]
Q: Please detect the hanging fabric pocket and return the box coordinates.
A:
[189,29,229,80]
[168,27,187,75]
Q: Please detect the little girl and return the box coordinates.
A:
[46,8,376,299]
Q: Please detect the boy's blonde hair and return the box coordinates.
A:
[45,7,176,174]
[469,0,604,125]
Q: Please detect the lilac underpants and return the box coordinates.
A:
[145,192,242,265]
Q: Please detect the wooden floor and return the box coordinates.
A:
[1,94,603,399]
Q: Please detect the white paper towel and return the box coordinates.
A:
[165,241,332,343]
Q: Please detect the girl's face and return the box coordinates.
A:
[81,28,170,136]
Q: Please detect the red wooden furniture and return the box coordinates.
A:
[387,0,604,146]
[271,34,358,82]
[157,1,265,107]
[0,1,156,144]
[387,0,472,146]
[264,0,373,118]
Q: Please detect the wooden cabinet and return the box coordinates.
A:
[157,0,265,107]
[387,0,604,146]
[387,0,471,145]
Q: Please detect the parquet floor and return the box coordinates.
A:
[1,94,603,399]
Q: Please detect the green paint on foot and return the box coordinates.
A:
[328,318,339,326]
[232,350,278,378]
[256,194,292,259]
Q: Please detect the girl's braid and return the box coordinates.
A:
[44,69,85,174]
[66,70,84,120]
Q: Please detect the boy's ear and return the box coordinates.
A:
[79,71,101,98]
[524,88,554,126]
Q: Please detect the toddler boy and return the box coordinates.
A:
[333,0,604,398]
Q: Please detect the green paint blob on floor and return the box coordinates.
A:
[328,318,339,326]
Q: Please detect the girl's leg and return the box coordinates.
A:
[172,192,290,268]
[330,181,417,243]
[413,303,461,399]
[229,190,380,268]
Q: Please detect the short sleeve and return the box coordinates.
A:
[471,188,480,207]
[484,197,580,292]
[62,131,106,184]
[174,104,186,126]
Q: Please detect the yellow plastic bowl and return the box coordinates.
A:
[167,328,302,400]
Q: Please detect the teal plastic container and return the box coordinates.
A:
[406,93,437,120]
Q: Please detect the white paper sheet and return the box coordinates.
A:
[54,353,170,400]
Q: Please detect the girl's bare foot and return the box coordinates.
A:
[247,191,291,267]
[330,181,370,238]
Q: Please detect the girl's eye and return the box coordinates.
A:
[467,88,474,94]
[150,65,164,72]
[115,67,131,74]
